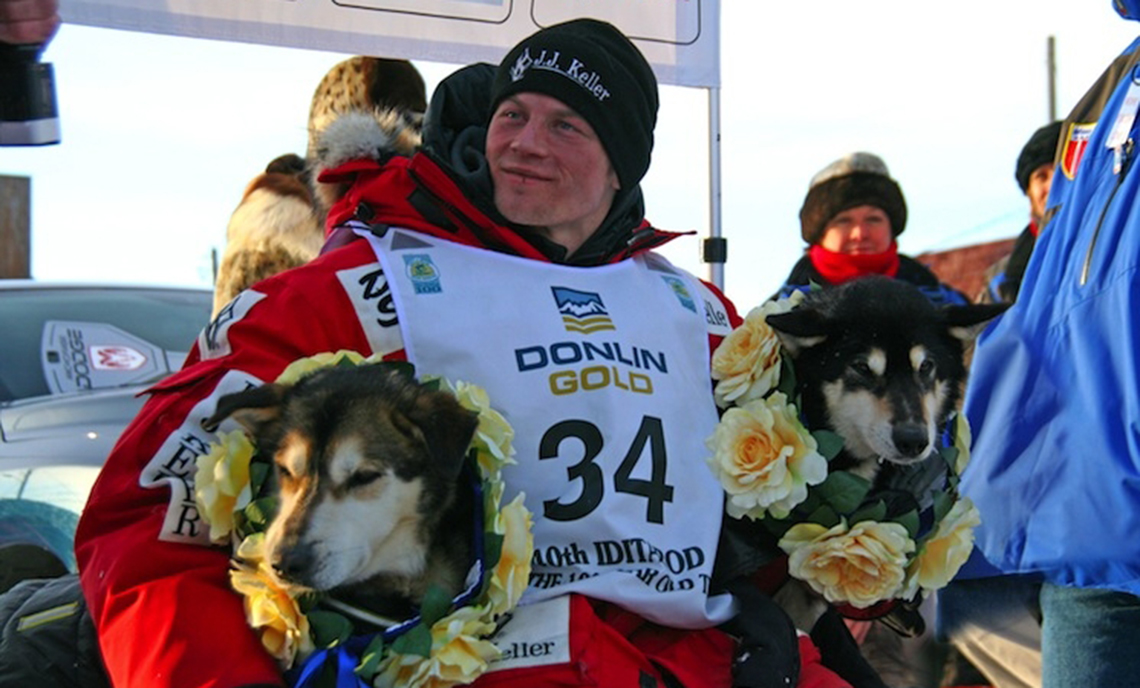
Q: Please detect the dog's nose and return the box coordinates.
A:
[272,548,314,583]
[892,425,930,459]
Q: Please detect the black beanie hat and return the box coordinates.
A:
[798,152,908,245]
[1015,121,1063,192]
[490,19,659,190]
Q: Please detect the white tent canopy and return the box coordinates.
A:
[61,0,720,88]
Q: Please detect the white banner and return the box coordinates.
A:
[60,0,719,88]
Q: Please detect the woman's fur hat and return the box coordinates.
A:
[799,152,907,245]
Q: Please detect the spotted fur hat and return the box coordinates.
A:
[798,152,908,245]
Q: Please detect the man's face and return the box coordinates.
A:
[818,205,893,255]
[486,93,620,255]
[1026,163,1055,225]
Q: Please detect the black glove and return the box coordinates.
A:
[719,577,800,688]
[809,607,888,688]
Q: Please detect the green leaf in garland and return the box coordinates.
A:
[307,610,353,648]
[803,505,840,529]
[815,470,871,514]
[895,509,920,539]
[483,531,504,575]
[390,622,432,658]
[419,584,454,627]
[233,512,251,541]
[847,500,887,526]
[932,490,954,525]
[248,461,272,500]
[812,430,845,461]
[355,633,387,681]
[242,496,278,531]
[939,445,959,472]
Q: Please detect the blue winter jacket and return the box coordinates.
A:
[961,1,1140,594]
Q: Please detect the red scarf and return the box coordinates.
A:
[809,242,900,285]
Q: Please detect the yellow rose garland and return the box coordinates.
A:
[707,294,978,610]
[194,352,533,688]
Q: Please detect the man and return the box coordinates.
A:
[960,2,1140,686]
[934,121,1065,688]
[979,120,1063,304]
[75,19,850,688]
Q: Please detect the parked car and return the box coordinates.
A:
[0,281,213,578]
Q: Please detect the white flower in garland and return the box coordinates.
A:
[711,291,805,408]
[194,352,532,688]
[779,519,914,609]
[705,392,828,520]
[901,497,981,599]
[229,533,315,668]
[195,429,255,544]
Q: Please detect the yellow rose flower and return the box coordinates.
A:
[902,497,981,599]
[706,392,828,519]
[711,292,804,408]
[487,494,533,615]
[274,349,369,385]
[453,380,516,472]
[779,519,915,608]
[229,534,314,668]
[374,605,500,688]
[194,430,255,543]
[952,413,972,476]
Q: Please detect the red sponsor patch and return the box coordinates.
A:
[1061,122,1096,179]
[91,345,147,371]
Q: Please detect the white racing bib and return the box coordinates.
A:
[365,229,734,628]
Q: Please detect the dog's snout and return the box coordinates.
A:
[891,424,930,459]
[272,545,315,584]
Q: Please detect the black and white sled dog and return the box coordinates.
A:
[762,276,1007,634]
[205,364,479,621]
[766,276,1007,485]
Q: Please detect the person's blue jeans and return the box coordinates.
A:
[1041,582,1140,687]
[937,575,1042,688]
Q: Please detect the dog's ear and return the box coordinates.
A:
[765,309,829,356]
[943,302,1011,342]
[203,383,288,438]
[401,391,480,480]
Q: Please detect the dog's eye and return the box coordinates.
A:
[917,360,936,378]
[851,361,874,378]
[346,469,385,490]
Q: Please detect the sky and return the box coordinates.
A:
[3,1,1139,311]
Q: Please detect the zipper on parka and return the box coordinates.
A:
[1081,137,1135,286]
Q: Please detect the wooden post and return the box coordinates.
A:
[0,175,31,279]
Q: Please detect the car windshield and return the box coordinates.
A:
[0,465,102,571]
[0,287,212,403]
